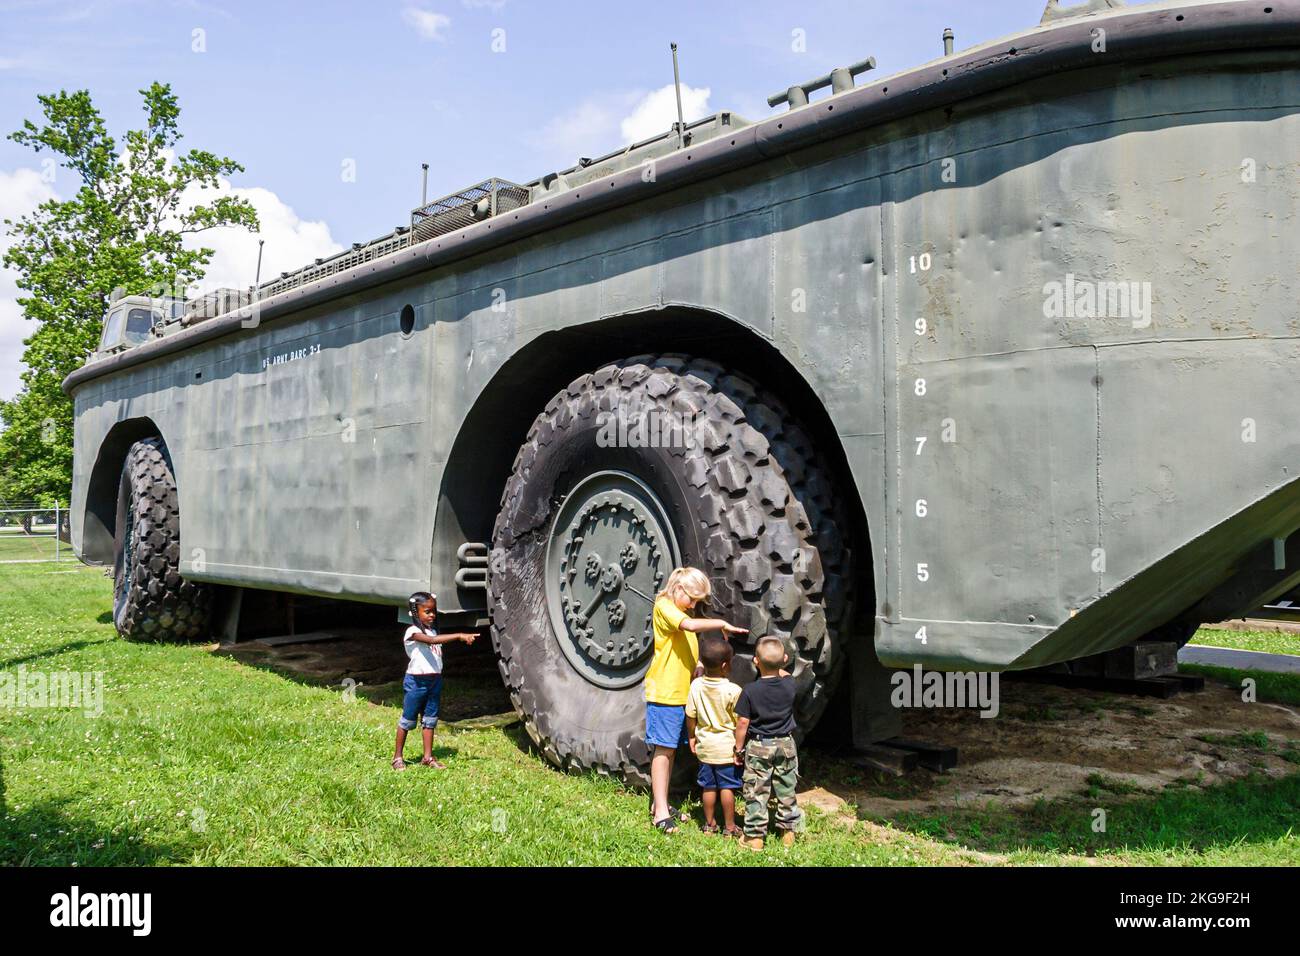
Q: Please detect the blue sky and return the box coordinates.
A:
[0,0,1119,399]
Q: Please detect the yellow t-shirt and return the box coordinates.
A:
[644,596,699,706]
[685,676,742,764]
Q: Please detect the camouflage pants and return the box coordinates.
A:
[741,735,802,838]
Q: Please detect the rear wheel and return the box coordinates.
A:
[488,354,853,784]
[112,437,212,641]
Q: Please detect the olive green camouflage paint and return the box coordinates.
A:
[65,2,1300,677]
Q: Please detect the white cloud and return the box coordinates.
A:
[460,0,505,9]
[620,84,712,143]
[0,163,340,402]
[532,91,641,158]
[529,83,713,172]
[403,7,451,41]
[0,167,59,402]
[182,180,342,294]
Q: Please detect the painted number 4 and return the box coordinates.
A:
[915,626,927,645]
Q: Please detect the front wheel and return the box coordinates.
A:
[488,354,853,784]
[112,437,212,641]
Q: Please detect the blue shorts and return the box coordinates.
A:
[399,673,443,730]
[645,703,688,749]
[697,761,743,791]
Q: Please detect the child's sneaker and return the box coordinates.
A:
[780,829,796,848]
[741,836,764,851]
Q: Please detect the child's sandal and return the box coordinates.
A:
[652,816,680,834]
[701,822,720,835]
[391,757,406,771]
[646,797,689,822]
[723,825,743,839]
[421,756,445,769]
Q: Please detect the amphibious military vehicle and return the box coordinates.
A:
[65,0,1300,781]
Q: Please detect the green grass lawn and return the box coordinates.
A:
[2,561,1298,866]
[1190,626,1300,657]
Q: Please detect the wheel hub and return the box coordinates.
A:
[545,471,680,689]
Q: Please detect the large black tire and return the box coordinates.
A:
[112,437,212,641]
[488,354,853,784]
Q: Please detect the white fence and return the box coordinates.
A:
[0,505,71,564]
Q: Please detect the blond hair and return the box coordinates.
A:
[755,636,787,669]
[656,566,711,605]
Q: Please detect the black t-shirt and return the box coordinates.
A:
[736,675,796,738]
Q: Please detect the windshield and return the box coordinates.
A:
[123,308,156,345]
[100,309,125,350]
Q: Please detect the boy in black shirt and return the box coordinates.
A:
[734,636,803,849]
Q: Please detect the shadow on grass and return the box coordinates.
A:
[393,742,463,766]
[214,638,512,724]
[0,757,192,865]
[866,772,1300,857]
[0,638,113,670]
[1180,664,1300,706]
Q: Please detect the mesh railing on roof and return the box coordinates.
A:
[410,178,531,243]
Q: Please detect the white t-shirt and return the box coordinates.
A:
[404,625,443,675]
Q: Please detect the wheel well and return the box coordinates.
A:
[433,307,873,617]
[81,418,164,564]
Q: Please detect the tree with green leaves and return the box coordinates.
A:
[0,82,258,507]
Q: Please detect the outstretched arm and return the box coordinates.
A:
[408,631,476,647]
[680,617,747,636]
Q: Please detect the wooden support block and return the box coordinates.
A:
[883,736,959,772]
[1103,641,1179,680]
[847,744,918,777]
[1119,677,1182,698]
[1167,674,1206,692]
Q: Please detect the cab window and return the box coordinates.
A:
[100,309,125,350]
[123,308,157,345]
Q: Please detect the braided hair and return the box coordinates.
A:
[408,591,437,634]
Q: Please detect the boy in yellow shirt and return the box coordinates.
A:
[686,637,744,836]
[647,567,747,834]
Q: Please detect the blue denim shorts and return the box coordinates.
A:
[697,761,743,791]
[645,703,688,749]
[399,673,443,730]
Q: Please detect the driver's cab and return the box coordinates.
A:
[97,293,185,356]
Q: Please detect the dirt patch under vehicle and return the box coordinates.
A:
[801,676,1300,821]
[217,634,1299,818]
[215,629,512,724]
